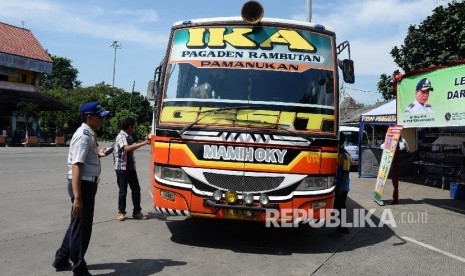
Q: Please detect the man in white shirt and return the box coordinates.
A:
[405,78,434,114]
[53,101,111,276]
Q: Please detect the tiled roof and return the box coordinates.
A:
[0,22,52,63]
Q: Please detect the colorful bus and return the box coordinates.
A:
[147,1,354,223]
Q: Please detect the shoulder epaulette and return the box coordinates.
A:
[408,103,414,108]
[426,104,431,108]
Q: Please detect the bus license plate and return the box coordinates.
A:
[224,209,257,220]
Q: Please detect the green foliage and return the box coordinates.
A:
[38,54,151,141]
[378,1,465,101]
[40,55,82,90]
[40,84,109,137]
[107,110,136,137]
[16,102,39,118]
[16,102,39,132]
[391,1,465,72]
[376,71,399,101]
[100,89,152,141]
[40,83,152,141]
[105,110,150,141]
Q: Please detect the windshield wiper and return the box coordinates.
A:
[231,119,297,134]
[178,106,250,135]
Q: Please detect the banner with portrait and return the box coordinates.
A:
[397,63,465,128]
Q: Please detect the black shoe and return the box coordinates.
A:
[52,259,71,271]
[73,270,93,276]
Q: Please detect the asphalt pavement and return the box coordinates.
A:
[0,144,464,276]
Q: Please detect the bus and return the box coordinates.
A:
[339,126,370,169]
[147,1,355,223]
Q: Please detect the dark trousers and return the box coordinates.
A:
[55,180,97,273]
[116,169,142,215]
[334,191,348,230]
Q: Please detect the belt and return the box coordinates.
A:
[68,175,99,183]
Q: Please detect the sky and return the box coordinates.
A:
[0,0,451,105]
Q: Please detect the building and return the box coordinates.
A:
[0,22,67,145]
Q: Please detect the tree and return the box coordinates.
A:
[15,102,39,139]
[100,88,152,140]
[391,1,465,72]
[378,1,465,100]
[376,70,400,101]
[40,83,152,141]
[40,55,82,90]
[37,51,151,141]
[40,84,109,139]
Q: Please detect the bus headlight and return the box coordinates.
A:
[225,190,238,204]
[243,193,254,204]
[296,176,335,191]
[212,190,223,201]
[154,166,192,184]
[259,194,269,205]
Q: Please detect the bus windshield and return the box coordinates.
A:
[164,63,334,109]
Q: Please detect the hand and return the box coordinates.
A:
[144,139,150,145]
[103,146,114,156]
[72,197,83,218]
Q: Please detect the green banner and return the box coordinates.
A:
[397,64,465,128]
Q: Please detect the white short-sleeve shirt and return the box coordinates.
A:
[67,123,101,178]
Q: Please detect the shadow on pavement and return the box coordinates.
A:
[164,198,404,255]
[395,198,465,215]
[87,258,187,276]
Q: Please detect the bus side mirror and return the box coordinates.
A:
[146,80,157,101]
[341,59,355,84]
[147,66,162,101]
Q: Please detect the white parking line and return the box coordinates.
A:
[402,236,465,263]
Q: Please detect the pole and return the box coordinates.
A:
[129,81,135,111]
[306,0,312,22]
[109,41,121,87]
[112,45,116,87]
[392,146,400,204]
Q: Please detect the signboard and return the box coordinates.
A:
[374,125,403,201]
[361,114,396,124]
[397,63,465,128]
[169,26,334,71]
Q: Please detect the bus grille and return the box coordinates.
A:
[203,172,284,192]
